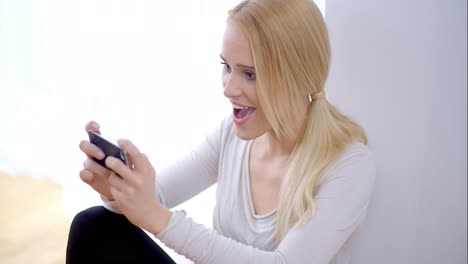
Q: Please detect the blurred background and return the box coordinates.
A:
[0,0,466,263]
[0,0,321,262]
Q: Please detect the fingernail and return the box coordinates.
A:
[92,122,100,130]
[117,139,125,147]
[84,159,91,169]
[82,172,93,181]
[105,157,114,166]
[96,151,105,159]
[84,173,93,181]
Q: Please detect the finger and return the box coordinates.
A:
[109,172,126,192]
[83,158,110,176]
[106,156,133,180]
[80,169,94,183]
[118,139,141,157]
[118,139,150,173]
[82,170,114,200]
[85,121,100,133]
[110,185,121,203]
[79,140,105,160]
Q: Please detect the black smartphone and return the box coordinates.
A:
[87,131,129,169]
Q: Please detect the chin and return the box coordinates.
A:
[234,126,263,141]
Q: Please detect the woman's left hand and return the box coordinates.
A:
[105,139,172,234]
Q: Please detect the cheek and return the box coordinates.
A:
[221,72,228,88]
[245,84,258,104]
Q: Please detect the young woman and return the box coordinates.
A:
[67,0,376,263]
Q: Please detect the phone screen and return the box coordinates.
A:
[87,131,128,169]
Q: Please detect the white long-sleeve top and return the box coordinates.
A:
[103,116,376,264]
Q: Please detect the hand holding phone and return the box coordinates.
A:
[87,131,129,170]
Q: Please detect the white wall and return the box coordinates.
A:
[325,0,467,263]
[2,0,465,262]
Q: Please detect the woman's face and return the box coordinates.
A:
[221,22,271,140]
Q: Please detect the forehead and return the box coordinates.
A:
[221,22,253,64]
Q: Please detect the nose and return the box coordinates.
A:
[223,72,242,99]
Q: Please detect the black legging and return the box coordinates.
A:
[66,206,176,264]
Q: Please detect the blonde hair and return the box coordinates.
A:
[228,0,368,242]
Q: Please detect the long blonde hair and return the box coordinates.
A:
[228,0,368,242]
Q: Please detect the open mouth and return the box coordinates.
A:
[233,104,256,123]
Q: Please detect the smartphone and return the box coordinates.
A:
[87,131,129,170]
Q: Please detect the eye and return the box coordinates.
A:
[221,62,231,73]
[245,72,256,80]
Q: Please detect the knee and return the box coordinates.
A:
[67,206,113,262]
[69,205,127,236]
[69,206,120,240]
[70,206,107,230]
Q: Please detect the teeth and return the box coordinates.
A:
[233,104,249,110]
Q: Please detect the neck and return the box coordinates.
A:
[258,132,296,159]
[255,95,310,160]
[258,101,310,159]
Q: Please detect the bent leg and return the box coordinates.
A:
[66,206,175,264]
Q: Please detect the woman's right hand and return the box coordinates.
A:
[79,121,114,200]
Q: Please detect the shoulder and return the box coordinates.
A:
[312,142,376,226]
[321,142,376,190]
[336,142,375,169]
[218,115,236,136]
[216,115,246,144]
[206,115,245,150]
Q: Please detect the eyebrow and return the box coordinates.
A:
[220,55,255,70]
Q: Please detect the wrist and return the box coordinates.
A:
[150,204,172,235]
[101,194,115,202]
